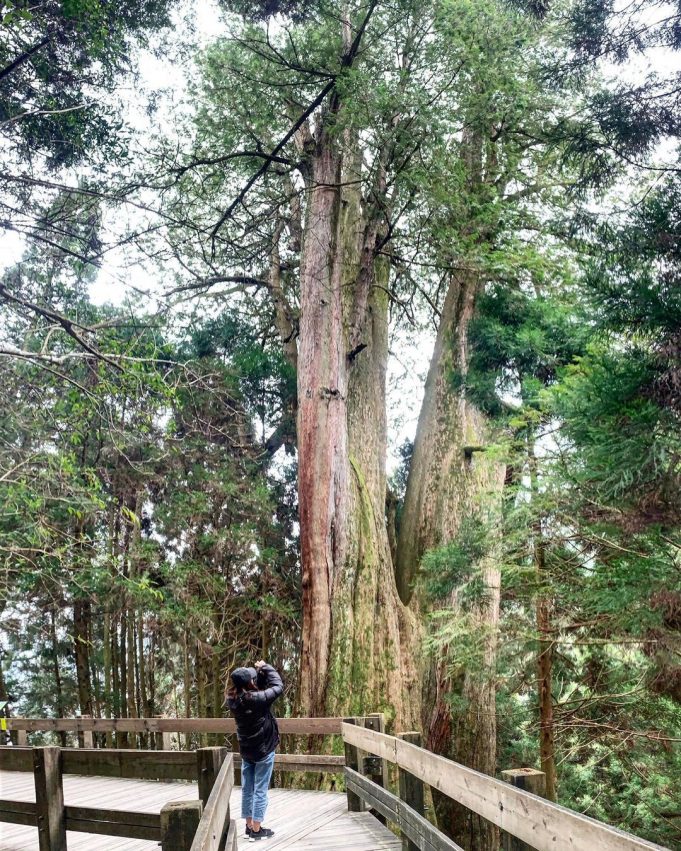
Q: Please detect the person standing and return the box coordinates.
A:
[226,659,283,842]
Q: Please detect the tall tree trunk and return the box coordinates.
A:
[119,614,129,750]
[397,268,504,850]
[184,631,192,750]
[537,596,556,800]
[112,615,120,717]
[297,132,348,717]
[296,128,418,725]
[73,599,93,716]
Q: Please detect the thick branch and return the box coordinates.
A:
[210,78,336,244]
[171,149,293,177]
[0,36,49,82]
[165,274,270,296]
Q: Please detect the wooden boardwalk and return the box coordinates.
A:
[0,770,402,850]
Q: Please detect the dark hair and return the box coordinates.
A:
[225,678,256,702]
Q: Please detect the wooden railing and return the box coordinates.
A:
[1,715,669,851]
[0,715,344,850]
[341,721,669,851]
[0,745,233,849]
[191,751,237,851]
[3,714,343,749]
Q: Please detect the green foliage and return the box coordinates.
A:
[420,516,493,601]
[465,273,587,416]
[0,0,172,167]
[218,0,319,22]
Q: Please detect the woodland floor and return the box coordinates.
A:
[0,770,402,850]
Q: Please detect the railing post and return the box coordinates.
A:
[343,717,363,812]
[80,715,94,749]
[155,715,173,750]
[160,800,203,851]
[14,718,28,747]
[397,732,425,851]
[197,746,228,807]
[363,713,387,825]
[33,746,67,851]
[501,768,546,851]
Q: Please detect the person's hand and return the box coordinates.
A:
[254,659,266,670]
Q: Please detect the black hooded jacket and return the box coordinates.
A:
[227,664,283,762]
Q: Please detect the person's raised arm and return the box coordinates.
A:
[248,661,283,706]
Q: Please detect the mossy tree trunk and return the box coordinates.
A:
[296,111,419,725]
[397,266,504,850]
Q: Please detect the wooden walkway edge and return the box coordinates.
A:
[0,770,402,851]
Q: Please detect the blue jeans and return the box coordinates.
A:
[241,750,276,822]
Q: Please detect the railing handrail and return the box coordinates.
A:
[4,715,343,735]
[341,722,669,851]
[0,746,344,779]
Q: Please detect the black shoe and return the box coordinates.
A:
[249,827,274,841]
[246,826,251,837]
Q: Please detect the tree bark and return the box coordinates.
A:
[529,441,557,802]
[73,599,94,716]
[537,596,556,801]
[49,609,67,747]
[397,268,504,850]
[296,121,419,726]
[297,129,347,717]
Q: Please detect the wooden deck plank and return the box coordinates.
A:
[0,770,401,850]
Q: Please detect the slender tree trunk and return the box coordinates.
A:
[119,613,129,749]
[184,631,192,750]
[138,614,147,715]
[112,616,120,717]
[73,599,94,716]
[537,596,556,800]
[529,441,557,801]
[49,610,67,747]
[90,634,102,718]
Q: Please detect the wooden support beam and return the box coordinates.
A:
[0,745,343,777]
[363,714,387,825]
[343,718,363,813]
[398,732,425,851]
[33,746,66,851]
[61,747,196,780]
[161,800,203,851]
[233,752,344,772]
[501,769,546,851]
[0,798,37,826]
[197,746,228,809]
[64,805,161,840]
[346,767,463,851]
[5,716,344,735]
